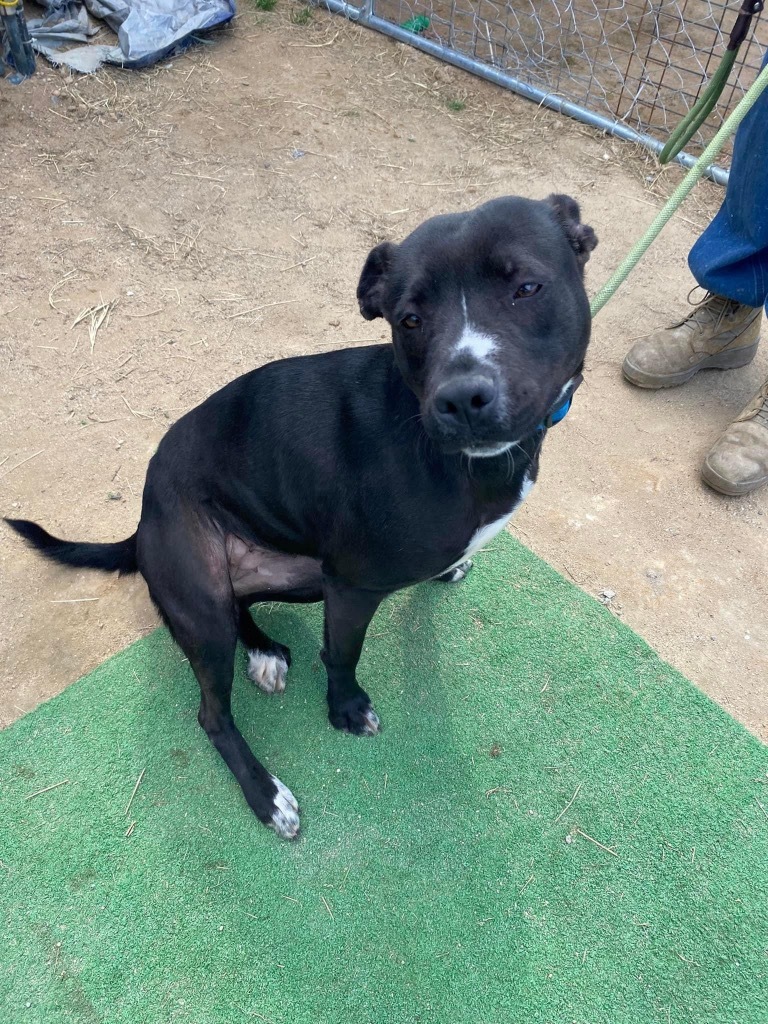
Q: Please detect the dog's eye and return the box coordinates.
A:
[513,283,542,299]
[401,314,421,329]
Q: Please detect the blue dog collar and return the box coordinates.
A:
[544,394,573,428]
[537,374,582,433]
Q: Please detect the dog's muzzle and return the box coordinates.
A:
[426,372,583,457]
[424,372,506,450]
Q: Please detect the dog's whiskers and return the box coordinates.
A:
[503,447,517,481]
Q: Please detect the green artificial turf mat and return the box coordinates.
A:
[1,532,767,1024]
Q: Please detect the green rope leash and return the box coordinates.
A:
[590,61,768,318]
[658,0,763,164]
[659,49,738,164]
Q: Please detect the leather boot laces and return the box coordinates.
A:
[676,289,742,334]
[752,382,768,427]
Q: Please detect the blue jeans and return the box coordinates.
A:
[688,49,768,311]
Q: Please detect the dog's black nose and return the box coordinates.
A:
[434,376,498,428]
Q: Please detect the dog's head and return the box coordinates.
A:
[357,194,597,457]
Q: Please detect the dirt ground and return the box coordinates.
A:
[1,5,766,739]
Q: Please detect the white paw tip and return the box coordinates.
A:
[361,707,381,735]
[247,651,288,695]
[269,776,300,839]
[449,560,473,581]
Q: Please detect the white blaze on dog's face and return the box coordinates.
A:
[356,194,596,456]
[457,293,498,366]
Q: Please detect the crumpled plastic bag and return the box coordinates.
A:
[27,0,235,71]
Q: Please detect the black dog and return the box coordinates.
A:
[6,195,596,839]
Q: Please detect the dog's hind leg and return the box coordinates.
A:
[178,598,299,837]
[238,603,292,696]
[194,626,299,838]
[139,526,299,838]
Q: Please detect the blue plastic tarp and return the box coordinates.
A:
[28,0,235,71]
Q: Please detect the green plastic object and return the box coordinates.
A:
[400,14,430,33]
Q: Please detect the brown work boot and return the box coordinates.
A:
[622,292,761,388]
[702,380,768,496]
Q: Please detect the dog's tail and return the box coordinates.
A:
[4,518,138,576]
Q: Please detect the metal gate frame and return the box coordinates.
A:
[321,0,735,184]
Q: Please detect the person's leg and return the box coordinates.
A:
[688,48,768,306]
[623,53,768,495]
[696,50,768,496]
[623,50,768,393]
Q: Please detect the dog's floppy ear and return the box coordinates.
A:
[544,194,598,268]
[357,241,396,321]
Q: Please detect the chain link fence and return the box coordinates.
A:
[322,0,767,180]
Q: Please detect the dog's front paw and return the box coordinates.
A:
[329,694,381,736]
[268,775,300,839]
[435,559,473,583]
[247,649,289,695]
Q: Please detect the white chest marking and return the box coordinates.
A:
[441,472,535,576]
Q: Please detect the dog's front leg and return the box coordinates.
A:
[321,577,387,735]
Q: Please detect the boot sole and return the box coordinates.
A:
[701,459,768,496]
[622,339,759,389]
